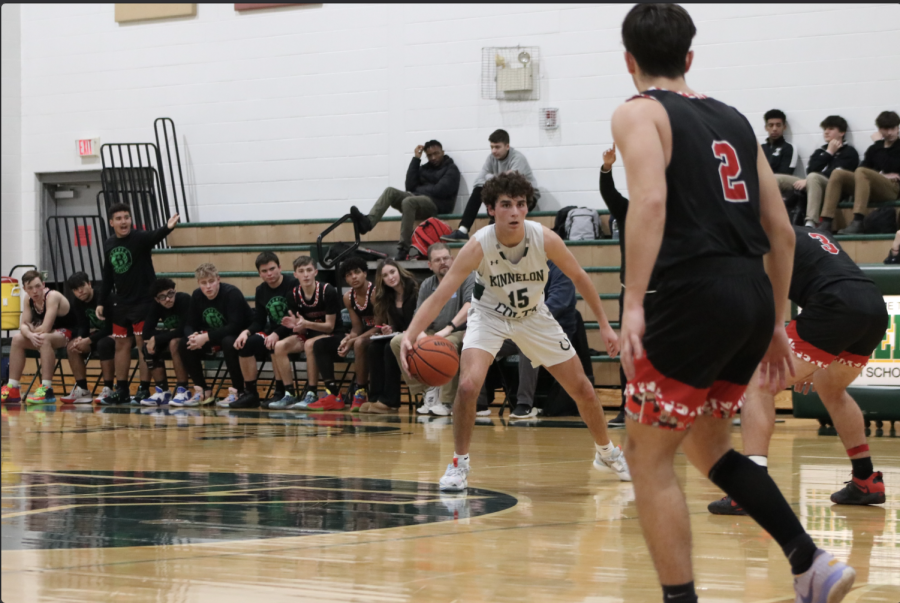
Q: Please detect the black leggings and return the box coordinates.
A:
[458,187,483,231]
[312,335,343,382]
[92,336,116,362]
[179,335,243,391]
[237,333,269,358]
[367,337,402,408]
[142,331,180,370]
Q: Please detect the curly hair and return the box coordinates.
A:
[373,258,418,327]
[481,171,535,209]
[339,255,368,283]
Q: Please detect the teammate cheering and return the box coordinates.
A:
[400,171,628,492]
[612,5,855,603]
[709,225,888,515]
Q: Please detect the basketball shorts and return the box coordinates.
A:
[237,332,273,358]
[788,280,888,370]
[626,257,774,431]
[112,301,151,338]
[52,328,73,343]
[463,303,576,368]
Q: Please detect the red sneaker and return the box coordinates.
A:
[307,391,345,411]
[831,471,886,505]
[1,385,21,404]
[350,387,367,412]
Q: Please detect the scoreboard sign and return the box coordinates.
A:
[852,295,899,386]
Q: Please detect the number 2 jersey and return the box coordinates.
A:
[636,88,771,276]
[472,220,548,320]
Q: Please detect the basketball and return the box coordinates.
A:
[406,336,460,387]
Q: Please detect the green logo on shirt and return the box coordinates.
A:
[109,247,132,275]
[86,308,106,330]
[162,315,181,330]
[202,308,226,329]
[266,296,289,324]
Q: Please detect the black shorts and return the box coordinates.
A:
[626,257,775,430]
[237,332,273,358]
[87,336,115,361]
[112,301,152,337]
[788,280,888,369]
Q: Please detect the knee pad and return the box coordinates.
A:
[96,337,116,362]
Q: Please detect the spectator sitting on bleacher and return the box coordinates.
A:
[350,140,461,261]
[775,115,859,228]
[269,256,342,410]
[821,111,900,234]
[180,263,252,408]
[1,270,75,405]
[59,272,114,405]
[362,259,419,414]
[442,129,541,242]
[230,252,298,410]
[761,109,796,176]
[310,256,378,411]
[396,242,474,417]
[886,230,900,264]
[140,278,191,407]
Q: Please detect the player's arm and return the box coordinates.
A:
[19,301,34,337]
[543,227,618,357]
[305,313,336,334]
[338,293,360,356]
[400,239,483,371]
[35,291,63,334]
[611,98,669,379]
[756,144,796,393]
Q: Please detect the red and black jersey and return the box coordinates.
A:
[294,282,342,325]
[29,290,76,331]
[635,88,771,277]
[350,282,376,328]
[790,226,873,307]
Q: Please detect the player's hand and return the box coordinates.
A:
[619,305,645,381]
[337,335,352,357]
[145,336,156,355]
[602,143,617,171]
[96,305,105,320]
[793,377,816,396]
[28,332,45,347]
[265,332,280,350]
[601,324,619,358]
[826,138,842,155]
[281,311,299,330]
[233,330,248,350]
[380,325,393,335]
[167,213,181,229]
[793,179,807,191]
[435,326,453,339]
[414,145,425,158]
[883,173,900,182]
[758,325,796,394]
[399,332,417,374]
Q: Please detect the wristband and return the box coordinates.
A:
[451,322,467,333]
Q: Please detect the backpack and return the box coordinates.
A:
[553,206,577,237]
[564,207,601,240]
[410,217,453,258]
[863,206,898,234]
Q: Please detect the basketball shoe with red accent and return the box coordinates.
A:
[307,389,345,411]
[707,495,748,516]
[350,388,367,412]
[1,385,21,404]
[831,472,885,505]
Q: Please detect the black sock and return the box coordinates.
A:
[283,383,294,396]
[76,379,88,390]
[325,380,339,395]
[274,382,285,396]
[158,380,169,392]
[245,380,257,395]
[851,456,874,480]
[104,379,115,389]
[661,582,697,603]
[853,212,865,222]
[140,380,150,392]
[176,381,189,390]
[116,381,129,393]
[709,449,816,575]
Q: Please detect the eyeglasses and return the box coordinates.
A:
[155,291,176,302]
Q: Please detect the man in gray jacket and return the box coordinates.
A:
[442,129,540,241]
[351,140,461,260]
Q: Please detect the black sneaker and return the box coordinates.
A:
[349,206,373,235]
[837,219,864,235]
[261,392,282,409]
[608,410,626,426]
[509,403,538,420]
[103,389,132,406]
[440,229,469,242]
[707,495,747,516]
[830,472,885,505]
[394,245,410,261]
[131,387,151,406]
[230,390,260,409]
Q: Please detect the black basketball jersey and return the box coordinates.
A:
[292,281,342,330]
[790,226,873,306]
[637,88,771,275]
[349,282,376,328]
[29,290,76,330]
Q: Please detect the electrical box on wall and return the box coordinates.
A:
[482,46,540,101]
[77,138,100,157]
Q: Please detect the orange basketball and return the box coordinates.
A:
[407,336,460,387]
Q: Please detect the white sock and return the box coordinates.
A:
[748,455,768,468]
[42,380,53,389]
[8,379,20,389]
[458,225,468,234]
[454,453,470,466]
[596,442,616,457]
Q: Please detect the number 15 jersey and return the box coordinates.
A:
[636,88,771,276]
[472,220,549,320]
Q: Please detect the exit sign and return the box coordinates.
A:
[77,138,100,157]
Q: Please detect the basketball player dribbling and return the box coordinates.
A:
[613,5,855,603]
[400,171,631,492]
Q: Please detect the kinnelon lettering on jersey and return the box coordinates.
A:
[472,220,549,319]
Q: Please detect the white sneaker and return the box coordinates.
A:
[475,408,491,417]
[439,459,470,492]
[141,386,171,407]
[804,219,817,228]
[94,387,114,405]
[62,386,93,404]
[417,387,440,414]
[169,386,190,407]
[431,402,452,416]
[183,386,205,407]
[793,549,855,603]
[593,446,632,482]
[217,387,239,408]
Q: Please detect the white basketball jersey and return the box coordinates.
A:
[472,220,548,319]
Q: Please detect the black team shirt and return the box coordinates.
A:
[248,275,298,335]
[789,226,874,306]
[350,282,376,329]
[72,293,112,343]
[100,226,173,306]
[275,281,342,339]
[143,292,192,341]
[186,283,252,346]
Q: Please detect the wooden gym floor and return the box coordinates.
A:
[1,405,897,603]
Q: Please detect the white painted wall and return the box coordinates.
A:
[5,3,900,267]
[1,4,22,276]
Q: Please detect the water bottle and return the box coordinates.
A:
[611,218,619,241]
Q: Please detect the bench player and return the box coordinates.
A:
[400,171,629,492]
